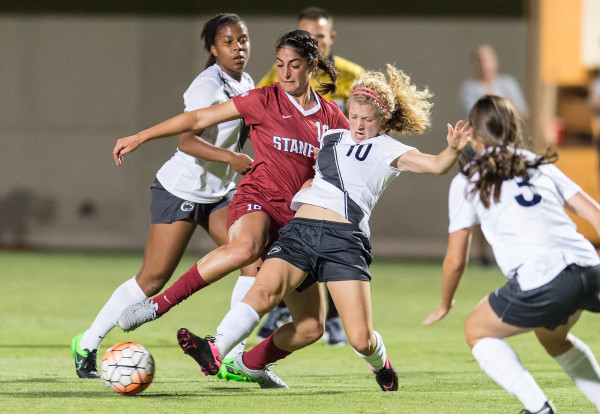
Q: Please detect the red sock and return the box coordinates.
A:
[152,264,208,315]
[242,334,291,370]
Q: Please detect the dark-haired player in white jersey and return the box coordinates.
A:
[172,65,471,391]
[71,13,259,380]
[424,95,600,413]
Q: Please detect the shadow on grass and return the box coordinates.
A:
[0,344,179,349]
[0,388,345,398]
[0,378,65,383]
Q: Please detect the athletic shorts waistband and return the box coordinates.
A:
[289,217,361,231]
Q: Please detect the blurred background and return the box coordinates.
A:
[1,0,599,258]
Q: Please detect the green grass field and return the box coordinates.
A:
[1,250,598,413]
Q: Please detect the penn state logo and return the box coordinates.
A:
[267,246,281,256]
[180,201,195,212]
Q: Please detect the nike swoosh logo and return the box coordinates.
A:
[282,115,293,118]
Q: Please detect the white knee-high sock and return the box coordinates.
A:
[214,301,260,358]
[472,337,547,413]
[554,334,600,410]
[353,331,387,371]
[80,276,147,351]
[223,276,255,359]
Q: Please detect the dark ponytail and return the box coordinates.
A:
[275,29,337,95]
[201,13,246,69]
[465,95,557,208]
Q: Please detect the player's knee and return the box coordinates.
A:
[297,318,324,344]
[245,283,283,315]
[227,241,263,268]
[136,270,172,296]
[347,332,374,355]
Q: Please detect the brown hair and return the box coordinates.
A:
[464,95,557,207]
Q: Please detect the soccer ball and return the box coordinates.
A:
[101,341,155,396]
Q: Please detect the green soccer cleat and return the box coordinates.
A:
[71,333,100,379]
[217,357,253,382]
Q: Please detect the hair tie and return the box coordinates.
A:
[350,87,389,114]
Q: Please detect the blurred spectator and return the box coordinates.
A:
[457,44,529,267]
[459,44,528,118]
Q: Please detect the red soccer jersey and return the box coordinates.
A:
[231,83,349,227]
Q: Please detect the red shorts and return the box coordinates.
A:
[226,193,294,256]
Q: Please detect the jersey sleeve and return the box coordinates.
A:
[232,86,269,126]
[540,164,582,203]
[381,137,416,166]
[256,64,278,88]
[448,173,479,232]
[183,78,221,112]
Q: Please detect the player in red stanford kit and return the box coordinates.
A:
[113,31,348,371]
[227,82,347,243]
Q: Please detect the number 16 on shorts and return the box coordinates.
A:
[247,204,262,211]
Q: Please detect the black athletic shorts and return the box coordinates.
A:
[265,217,373,292]
[488,263,600,330]
[150,178,235,230]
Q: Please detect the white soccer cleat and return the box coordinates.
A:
[233,353,289,389]
[117,299,158,332]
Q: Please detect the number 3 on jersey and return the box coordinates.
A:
[515,180,542,207]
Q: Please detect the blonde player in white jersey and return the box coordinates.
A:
[71,13,259,380]
[424,95,600,413]
[172,65,471,391]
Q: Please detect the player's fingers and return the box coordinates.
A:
[113,145,122,165]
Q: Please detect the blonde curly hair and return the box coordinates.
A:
[347,64,433,135]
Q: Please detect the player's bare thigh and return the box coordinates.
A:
[208,206,261,276]
[195,211,270,282]
[243,257,307,315]
[464,296,531,348]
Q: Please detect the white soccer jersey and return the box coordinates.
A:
[291,129,415,237]
[448,149,599,290]
[156,64,254,203]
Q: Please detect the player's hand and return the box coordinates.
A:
[228,152,253,175]
[446,120,471,153]
[312,147,320,170]
[113,135,142,166]
[422,299,455,326]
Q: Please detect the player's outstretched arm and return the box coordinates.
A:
[113,100,241,165]
[395,121,471,175]
[565,191,600,238]
[423,228,471,326]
